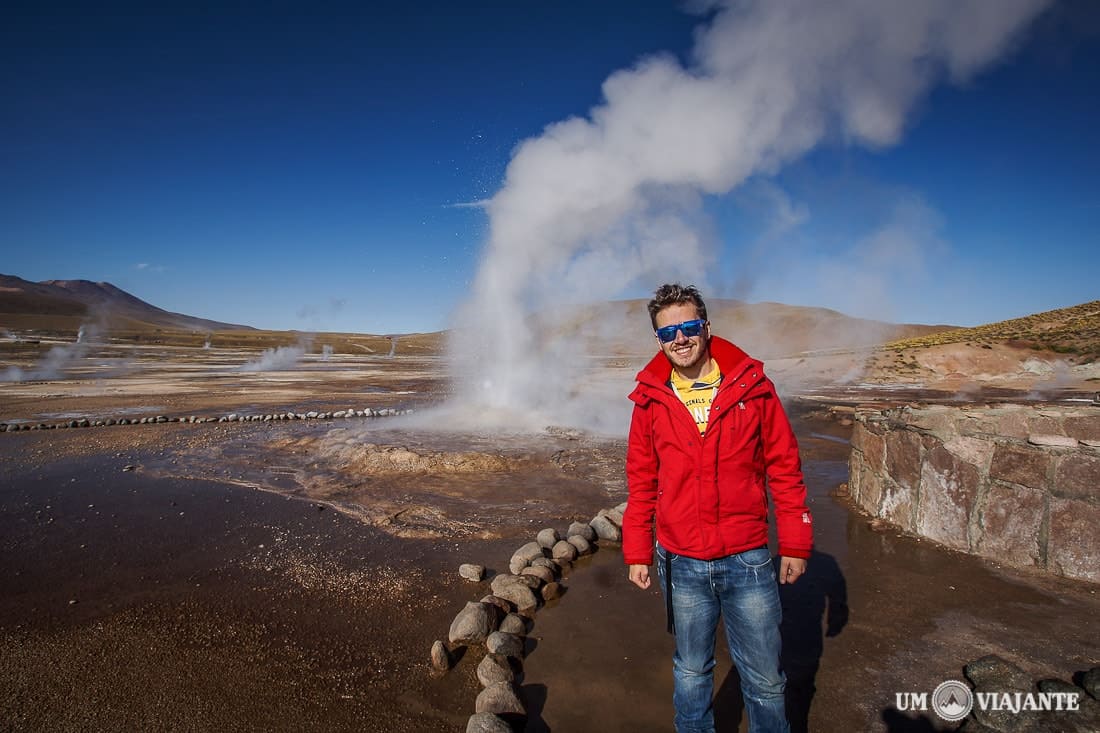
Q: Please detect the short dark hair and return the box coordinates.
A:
[647,283,708,330]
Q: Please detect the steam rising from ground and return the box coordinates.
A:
[447,0,1049,432]
[239,344,307,372]
[1,324,102,382]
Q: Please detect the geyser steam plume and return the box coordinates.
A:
[1,322,103,382]
[239,343,308,372]
[446,0,1049,433]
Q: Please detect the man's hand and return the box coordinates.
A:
[779,556,807,584]
[628,563,651,589]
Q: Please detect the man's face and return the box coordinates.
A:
[654,302,711,374]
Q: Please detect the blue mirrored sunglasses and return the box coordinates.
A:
[655,318,707,343]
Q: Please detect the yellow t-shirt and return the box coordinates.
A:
[670,360,723,436]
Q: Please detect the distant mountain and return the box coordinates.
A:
[550,298,955,359]
[0,274,254,332]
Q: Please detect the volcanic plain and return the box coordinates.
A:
[2,295,1100,732]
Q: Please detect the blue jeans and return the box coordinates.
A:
[656,543,789,733]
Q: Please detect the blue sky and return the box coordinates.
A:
[3,1,1098,334]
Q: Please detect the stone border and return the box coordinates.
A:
[434,502,627,732]
[0,407,413,433]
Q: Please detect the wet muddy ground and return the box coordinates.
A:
[1,349,1098,731]
[518,428,1100,732]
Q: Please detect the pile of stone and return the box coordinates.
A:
[959,655,1100,732]
[435,502,627,733]
[0,407,412,433]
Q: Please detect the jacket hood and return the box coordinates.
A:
[635,335,754,390]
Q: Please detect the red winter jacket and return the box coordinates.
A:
[622,336,813,566]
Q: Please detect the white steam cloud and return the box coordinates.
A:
[1,324,102,382]
[447,0,1049,432]
[239,344,307,372]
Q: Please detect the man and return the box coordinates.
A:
[623,283,812,733]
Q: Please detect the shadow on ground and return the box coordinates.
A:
[711,550,848,732]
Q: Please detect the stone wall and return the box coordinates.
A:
[849,404,1100,584]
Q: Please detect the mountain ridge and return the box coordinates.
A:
[0,274,255,332]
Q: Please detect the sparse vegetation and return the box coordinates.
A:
[882,300,1100,363]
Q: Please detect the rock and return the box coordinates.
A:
[227,413,238,422]
[529,557,560,574]
[520,565,554,585]
[498,613,528,635]
[466,712,513,733]
[589,514,621,542]
[566,535,592,555]
[459,563,485,581]
[964,655,1035,731]
[479,595,512,616]
[475,682,525,716]
[1027,434,1078,448]
[333,410,346,418]
[491,574,539,594]
[490,582,538,612]
[541,582,562,601]
[601,506,625,526]
[1036,678,1079,695]
[567,521,596,542]
[448,602,496,644]
[430,640,450,671]
[477,654,515,687]
[551,540,578,562]
[1083,667,1100,700]
[536,528,560,549]
[486,631,524,657]
[964,655,1032,690]
[509,542,546,574]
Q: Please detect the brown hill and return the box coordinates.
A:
[0,274,446,355]
[551,298,954,359]
[883,300,1100,362]
[0,274,253,333]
